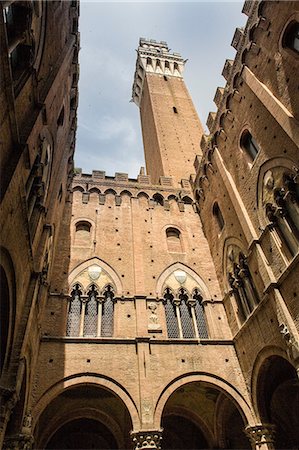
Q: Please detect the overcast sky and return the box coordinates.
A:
[75,1,247,177]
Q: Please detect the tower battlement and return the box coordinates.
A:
[132,37,185,107]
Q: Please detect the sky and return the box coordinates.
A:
[75,1,247,177]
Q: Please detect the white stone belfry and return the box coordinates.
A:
[132,38,185,107]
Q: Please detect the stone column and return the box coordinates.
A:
[3,433,34,450]
[245,424,276,450]
[0,389,17,448]
[131,430,163,450]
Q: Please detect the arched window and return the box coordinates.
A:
[146,57,152,66]
[263,169,299,259]
[166,227,182,253]
[227,250,259,323]
[101,285,115,337]
[283,21,299,54]
[153,193,164,206]
[240,130,260,162]
[74,221,91,246]
[26,136,52,235]
[3,1,34,89]
[83,285,98,337]
[66,283,116,337]
[163,288,179,338]
[66,284,82,337]
[213,202,225,231]
[163,287,208,339]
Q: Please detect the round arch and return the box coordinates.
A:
[38,407,124,449]
[156,263,211,299]
[32,374,140,431]
[250,345,291,420]
[153,373,256,429]
[68,257,122,294]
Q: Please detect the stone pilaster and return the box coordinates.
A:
[131,430,163,450]
[245,424,276,450]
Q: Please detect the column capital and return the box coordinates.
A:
[131,430,163,450]
[3,433,34,450]
[245,424,275,449]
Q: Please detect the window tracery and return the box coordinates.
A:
[66,284,115,337]
[263,168,299,258]
[227,248,259,322]
[163,287,208,339]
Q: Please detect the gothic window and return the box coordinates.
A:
[25,136,52,236]
[74,221,91,246]
[240,130,260,162]
[83,285,98,337]
[101,285,115,337]
[213,202,225,231]
[66,284,115,337]
[227,250,259,323]
[166,227,182,253]
[3,1,34,88]
[163,288,179,338]
[66,284,82,337]
[264,169,299,258]
[283,21,299,54]
[163,287,208,339]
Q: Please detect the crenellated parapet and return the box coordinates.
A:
[132,38,185,106]
[72,168,194,211]
[192,0,264,202]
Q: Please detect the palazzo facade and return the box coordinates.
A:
[0,1,298,449]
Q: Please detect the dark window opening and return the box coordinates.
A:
[57,106,65,127]
[240,130,259,162]
[213,202,225,231]
[173,106,178,114]
[283,21,299,53]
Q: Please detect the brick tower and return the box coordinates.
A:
[132,38,204,185]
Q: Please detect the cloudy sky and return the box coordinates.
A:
[75,1,247,177]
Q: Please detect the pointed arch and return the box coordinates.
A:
[68,257,122,295]
[156,263,211,299]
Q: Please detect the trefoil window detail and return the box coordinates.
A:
[163,287,208,339]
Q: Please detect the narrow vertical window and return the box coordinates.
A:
[240,130,259,162]
[166,228,182,253]
[213,202,224,231]
[83,285,98,337]
[66,285,82,336]
[101,285,115,337]
[178,289,194,338]
[193,289,208,339]
[163,288,179,338]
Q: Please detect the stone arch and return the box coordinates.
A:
[68,257,122,295]
[73,185,84,193]
[153,373,255,430]
[156,263,211,299]
[32,374,140,431]
[104,189,117,196]
[39,408,124,450]
[250,345,290,420]
[0,246,17,377]
[137,191,149,199]
[120,190,132,197]
[251,347,299,448]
